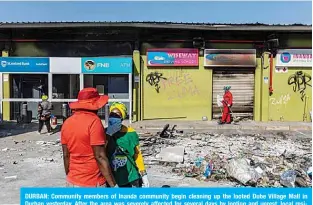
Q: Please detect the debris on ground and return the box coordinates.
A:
[280,170,297,187]
[156,146,185,163]
[139,126,312,188]
[4,176,17,180]
[158,124,183,138]
[307,167,312,181]
[226,158,261,185]
[36,140,60,146]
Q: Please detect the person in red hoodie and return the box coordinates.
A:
[219,86,233,124]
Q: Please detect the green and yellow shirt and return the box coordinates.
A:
[106,126,145,186]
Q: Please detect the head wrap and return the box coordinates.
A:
[41,95,48,101]
[109,102,127,120]
[223,86,231,91]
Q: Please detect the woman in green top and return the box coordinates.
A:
[106,102,149,188]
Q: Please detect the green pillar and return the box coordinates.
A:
[261,53,270,122]
[2,50,10,121]
[132,50,141,121]
[254,58,262,121]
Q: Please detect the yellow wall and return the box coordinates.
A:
[1,50,10,121]
[141,55,213,120]
[268,67,312,122]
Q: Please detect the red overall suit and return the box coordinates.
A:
[221,91,233,123]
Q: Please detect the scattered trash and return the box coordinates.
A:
[2,148,8,152]
[13,161,18,165]
[158,124,183,138]
[255,167,264,175]
[203,162,213,179]
[44,158,54,162]
[280,170,297,187]
[4,175,17,180]
[226,158,261,185]
[307,167,312,181]
[157,146,185,163]
[36,141,46,145]
[36,140,61,146]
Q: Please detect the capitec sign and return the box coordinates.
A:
[147,49,199,67]
[0,57,49,73]
[276,49,312,67]
[81,57,132,73]
[204,49,256,67]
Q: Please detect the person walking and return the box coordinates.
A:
[38,95,52,134]
[106,102,150,188]
[218,86,233,124]
[61,88,117,188]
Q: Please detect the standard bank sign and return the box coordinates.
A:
[0,57,50,73]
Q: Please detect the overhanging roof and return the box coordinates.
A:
[0,21,311,32]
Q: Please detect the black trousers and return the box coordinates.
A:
[120,179,142,188]
[38,117,51,133]
[107,179,142,188]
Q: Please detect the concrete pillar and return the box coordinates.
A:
[2,50,10,121]
[132,50,141,122]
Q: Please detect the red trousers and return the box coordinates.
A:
[221,105,231,123]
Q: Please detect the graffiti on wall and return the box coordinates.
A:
[269,94,291,105]
[287,71,312,101]
[161,70,200,100]
[146,72,167,93]
[146,70,200,100]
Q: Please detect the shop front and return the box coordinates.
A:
[204,49,257,120]
[0,56,133,123]
[81,57,133,122]
[269,49,312,121]
[142,48,213,120]
[0,57,50,121]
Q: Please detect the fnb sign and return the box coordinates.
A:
[81,57,133,73]
[97,63,110,68]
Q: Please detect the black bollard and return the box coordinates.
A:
[62,103,69,122]
[21,103,28,123]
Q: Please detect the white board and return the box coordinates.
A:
[50,57,81,74]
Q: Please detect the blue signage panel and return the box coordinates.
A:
[81,57,132,74]
[20,187,312,204]
[0,57,49,73]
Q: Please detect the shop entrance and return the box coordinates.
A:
[9,74,48,120]
[212,69,255,120]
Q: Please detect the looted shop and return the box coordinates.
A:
[204,49,257,120]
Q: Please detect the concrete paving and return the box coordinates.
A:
[129,120,312,131]
[0,121,311,204]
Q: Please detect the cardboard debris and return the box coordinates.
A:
[157,146,185,163]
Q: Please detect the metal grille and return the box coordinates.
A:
[212,69,255,119]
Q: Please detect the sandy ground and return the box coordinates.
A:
[0,125,311,204]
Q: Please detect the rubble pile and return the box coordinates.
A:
[139,129,312,188]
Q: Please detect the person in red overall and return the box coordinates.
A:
[219,86,233,124]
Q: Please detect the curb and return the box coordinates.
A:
[133,125,312,131]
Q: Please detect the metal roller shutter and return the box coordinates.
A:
[212,69,255,119]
